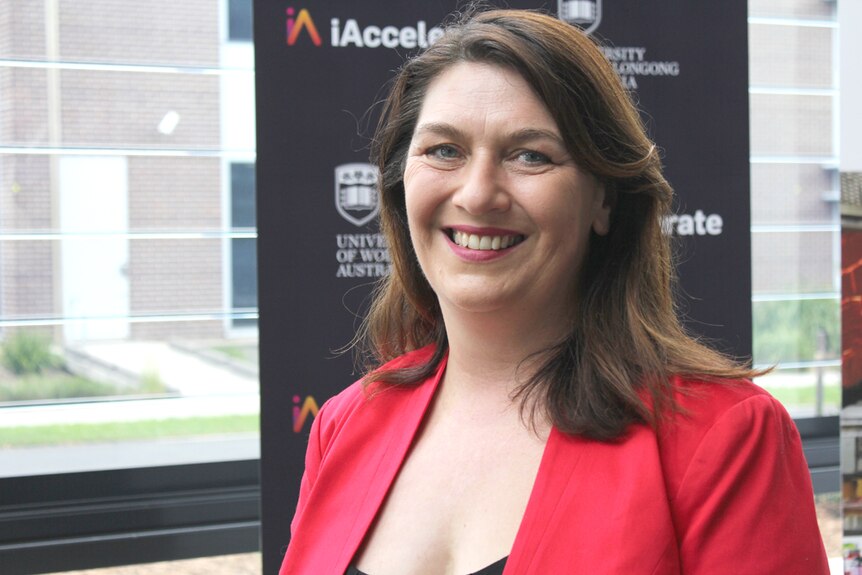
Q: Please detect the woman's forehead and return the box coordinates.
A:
[413,62,559,135]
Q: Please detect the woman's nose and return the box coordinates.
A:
[451,155,511,215]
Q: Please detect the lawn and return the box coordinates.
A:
[759,384,841,409]
[0,414,260,447]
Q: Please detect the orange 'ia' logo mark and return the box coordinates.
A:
[292,394,320,432]
[286,7,322,46]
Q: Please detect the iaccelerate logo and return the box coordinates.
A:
[558,0,602,35]
[285,7,444,49]
[286,7,321,46]
[292,394,320,433]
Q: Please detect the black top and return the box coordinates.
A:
[346,556,508,575]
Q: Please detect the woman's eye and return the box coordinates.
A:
[428,145,460,160]
[518,150,551,164]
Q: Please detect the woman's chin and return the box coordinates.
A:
[438,291,514,317]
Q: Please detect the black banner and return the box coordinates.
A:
[255,2,750,572]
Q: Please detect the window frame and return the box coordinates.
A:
[0,461,261,574]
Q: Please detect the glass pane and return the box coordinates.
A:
[749,24,833,88]
[752,298,839,365]
[751,163,835,225]
[0,68,222,151]
[232,238,258,313]
[229,0,254,42]
[0,237,246,313]
[754,366,839,418]
[751,231,837,295]
[231,163,256,228]
[57,0,220,66]
[748,0,835,20]
[750,94,834,158]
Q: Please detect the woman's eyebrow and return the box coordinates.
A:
[413,123,564,146]
[412,122,463,140]
[507,127,565,146]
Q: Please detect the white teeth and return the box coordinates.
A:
[451,230,522,251]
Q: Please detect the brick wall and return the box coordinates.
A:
[747,8,837,299]
[128,156,223,339]
[58,0,219,67]
[0,0,225,342]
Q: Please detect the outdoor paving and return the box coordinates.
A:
[72,341,258,397]
[52,552,262,575]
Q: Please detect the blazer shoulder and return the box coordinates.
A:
[658,378,828,572]
[669,375,776,420]
[657,376,797,496]
[314,345,440,447]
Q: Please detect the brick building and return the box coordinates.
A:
[0,0,255,344]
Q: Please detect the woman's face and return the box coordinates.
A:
[403,62,610,323]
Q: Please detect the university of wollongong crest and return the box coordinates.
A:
[557,0,602,35]
[334,163,379,227]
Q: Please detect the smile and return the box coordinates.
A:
[449,229,525,251]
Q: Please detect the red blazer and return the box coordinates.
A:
[280,347,829,574]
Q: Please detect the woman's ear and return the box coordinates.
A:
[592,185,615,236]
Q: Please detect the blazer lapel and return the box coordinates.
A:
[331,358,447,572]
[505,426,679,574]
[505,426,583,573]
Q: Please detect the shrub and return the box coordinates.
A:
[0,374,116,402]
[139,368,168,394]
[1,332,63,375]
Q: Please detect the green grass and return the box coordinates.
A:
[1,386,833,449]
[212,344,257,365]
[0,368,169,402]
[760,384,841,407]
[213,345,247,360]
[0,373,118,401]
[0,414,259,448]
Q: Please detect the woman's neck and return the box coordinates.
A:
[439,302,571,398]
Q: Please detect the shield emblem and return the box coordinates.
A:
[334,163,379,227]
[557,0,602,35]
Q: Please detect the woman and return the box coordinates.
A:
[280,9,828,574]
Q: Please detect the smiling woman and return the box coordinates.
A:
[279,8,829,575]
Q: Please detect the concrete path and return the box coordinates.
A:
[0,393,259,428]
[1,340,260,427]
[73,341,258,396]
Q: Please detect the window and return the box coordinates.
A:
[747,0,840,557]
[748,1,840,421]
[0,0,258,475]
[0,0,259,570]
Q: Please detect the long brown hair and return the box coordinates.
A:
[360,8,757,440]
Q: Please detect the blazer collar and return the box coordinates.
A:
[334,354,447,570]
